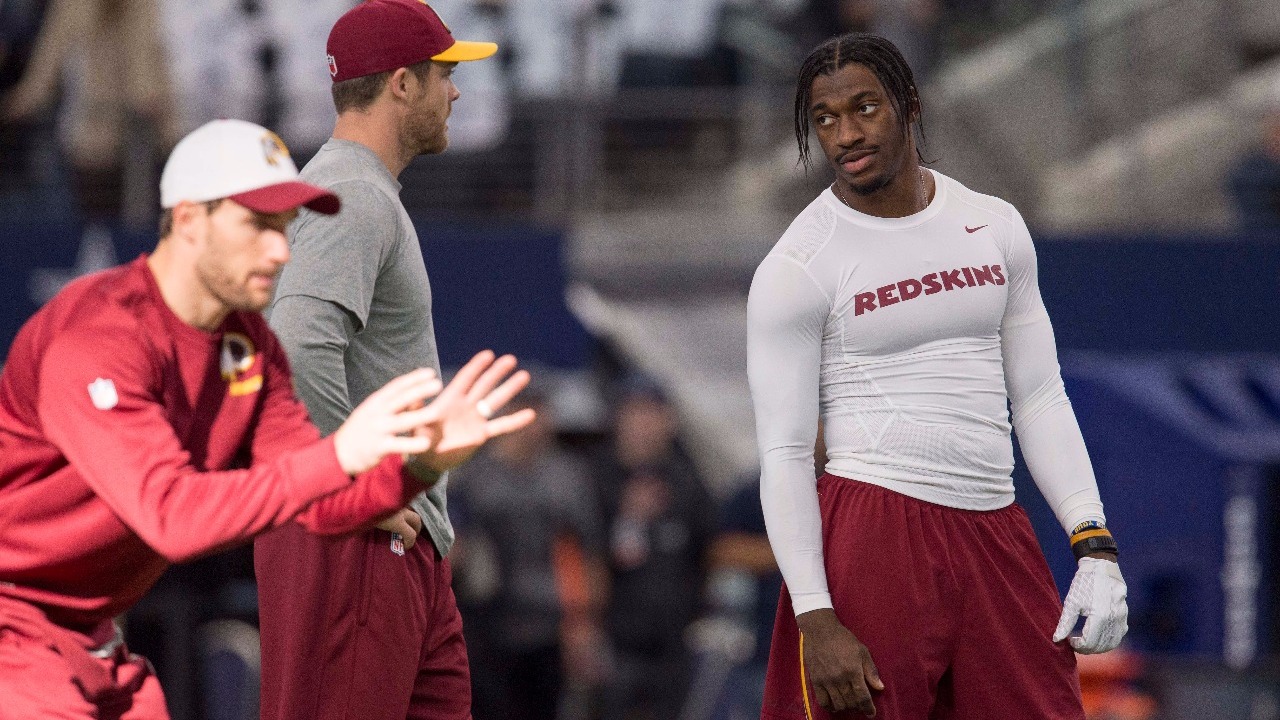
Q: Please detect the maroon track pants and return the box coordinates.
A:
[762,475,1083,720]
[0,597,167,719]
[255,523,470,720]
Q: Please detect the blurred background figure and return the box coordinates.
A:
[1228,100,1280,232]
[2,0,176,228]
[159,0,274,140]
[786,0,939,81]
[615,0,734,89]
[260,0,362,153]
[451,385,609,720]
[866,0,941,81]
[0,0,56,209]
[497,0,625,98]
[593,377,715,720]
[695,425,820,720]
[702,475,781,720]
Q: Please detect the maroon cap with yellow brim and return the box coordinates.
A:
[325,0,498,83]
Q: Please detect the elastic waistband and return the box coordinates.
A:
[819,473,1019,516]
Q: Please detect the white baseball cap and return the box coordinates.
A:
[160,119,340,215]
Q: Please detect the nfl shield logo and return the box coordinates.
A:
[88,378,118,410]
[327,54,338,78]
[390,534,405,556]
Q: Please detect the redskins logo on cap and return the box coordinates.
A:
[260,131,290,167]
[327,53,338,78]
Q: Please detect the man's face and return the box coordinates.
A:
[809,62,914,196]
[403,61,460,156]
[616,396,676,452]
[194,201,296,313]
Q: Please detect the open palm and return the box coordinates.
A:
[413,350,536,473]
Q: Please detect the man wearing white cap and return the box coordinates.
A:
[0,118,534,719]
[253,2,502,719]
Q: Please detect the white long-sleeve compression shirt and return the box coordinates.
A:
[747,169,1106,615]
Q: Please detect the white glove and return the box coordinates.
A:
[1052,557,1128,654]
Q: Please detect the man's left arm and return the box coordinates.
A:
[999,206,1128,654]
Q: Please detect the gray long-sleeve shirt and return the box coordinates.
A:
[267,138,453,556]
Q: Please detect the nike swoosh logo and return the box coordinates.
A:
[965,225,987,233]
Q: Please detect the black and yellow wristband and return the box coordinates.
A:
[1070,520,1118,560]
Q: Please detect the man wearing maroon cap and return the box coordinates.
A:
[0,118,535,719]
[254,3,501,719]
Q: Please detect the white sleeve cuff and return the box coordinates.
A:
[791,591,835,617]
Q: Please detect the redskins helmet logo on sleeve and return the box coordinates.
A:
[220,333,263,397]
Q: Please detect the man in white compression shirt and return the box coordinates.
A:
[748,34,1128,720]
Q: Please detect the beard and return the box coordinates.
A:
[403,102,449,157]
[844,147,911,196]
[846,170,895,196]
[195,232,276,314]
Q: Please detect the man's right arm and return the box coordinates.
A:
[747,255,830,614]
[267,299,443,535]
[35,327,368,563]
[748,255,882,716]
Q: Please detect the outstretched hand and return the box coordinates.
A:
[796,608,883,716]
[408,350,536,473]
[333,368,444,476]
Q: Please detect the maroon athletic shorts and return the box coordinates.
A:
[0,597,168,719]
[762,475,1083,720]
[255,524,470,720]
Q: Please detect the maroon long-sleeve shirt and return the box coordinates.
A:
[0,256,424,632]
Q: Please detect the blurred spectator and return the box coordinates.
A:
[787,1,938,81]
[160,0,271,136]
[867,0,940,81]
[701,422,822,719]
[261,0,359,152]
[0,0,52,92]
[487,0,624,98]
[593,376,715,720]
[493,0,743,98]
[787,0,874,55]
[0,0,55,197]
[616,0,733,88]
[705,477,782,720]
[2,0,176,224]
[451,387,608,720]
[1229,105,1280,232]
